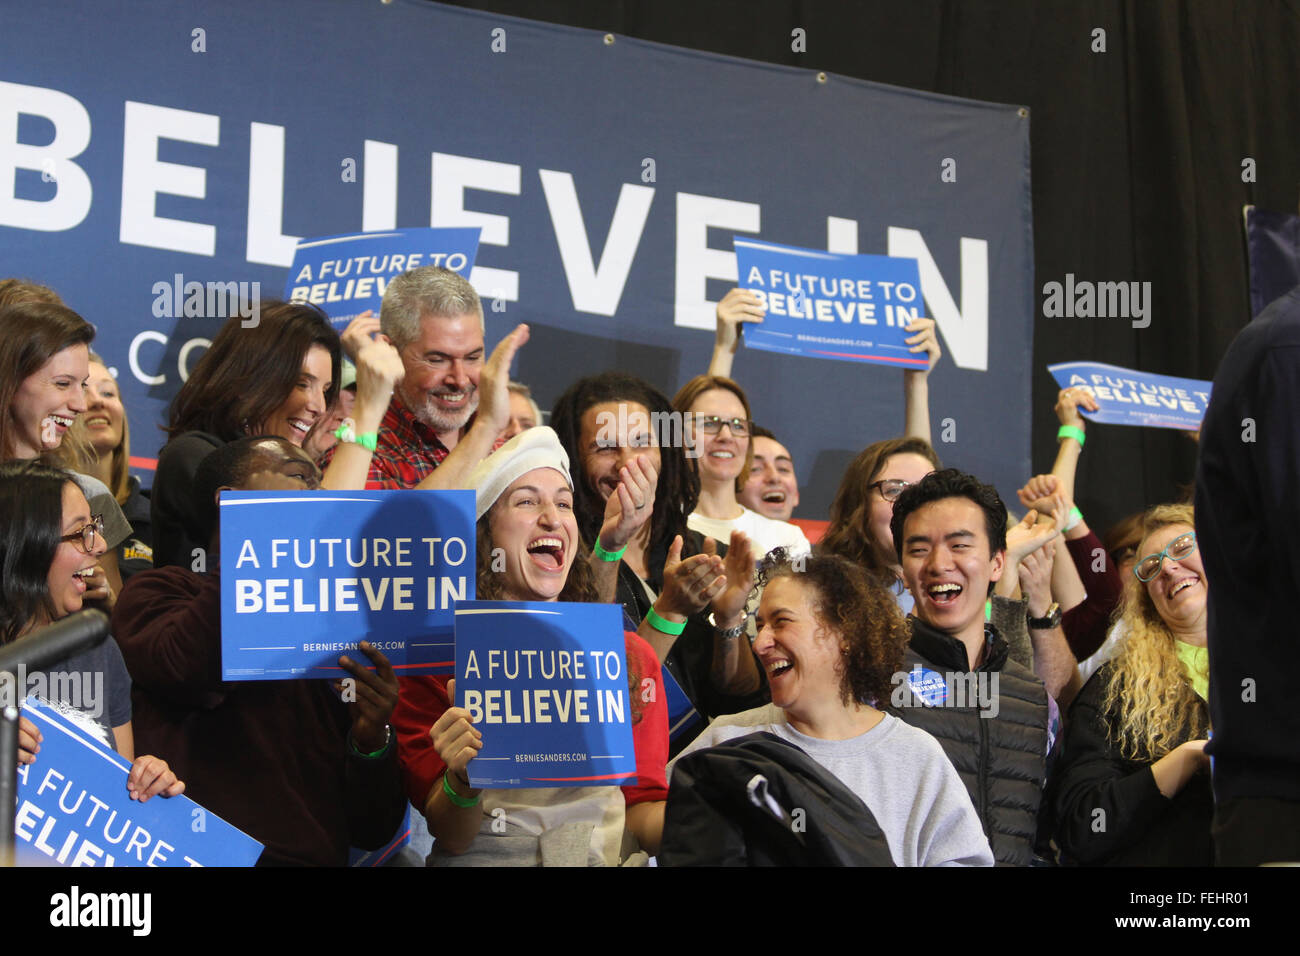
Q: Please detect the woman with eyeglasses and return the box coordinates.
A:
[3,460,184,803]
[671,375,810,560]
[820,436,942,611]
[0,296,133,608]
[1051,503,1213,865]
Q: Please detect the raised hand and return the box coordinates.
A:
[596,454,658,553]
[656,534,727,619]
[903,316,942,378]
[715,288,765,352]
[1054,386,1100,430]
[340,310,382,363]
[476,324,530,435]
[709,531,756,627]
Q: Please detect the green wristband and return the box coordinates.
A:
[592,538,628,562]
[645,607,686,636]
[1065,505,1084,532]
[335,418,379,452]
[1057,424,1086,448]
[443,770,480,808]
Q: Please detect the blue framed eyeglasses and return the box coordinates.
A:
[1133,531,1197,582]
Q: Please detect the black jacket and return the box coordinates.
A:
[1195,284,1300,803]
[889,617,1048,866]
[660,732,896,866]
[1051,663,1212,866]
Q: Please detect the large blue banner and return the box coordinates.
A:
[734,238,927,368]
[0,0,1034,511]
[454,601,637,789]
[15,698,264,867]
[219,489,476,680]
[1048,361,1212,431]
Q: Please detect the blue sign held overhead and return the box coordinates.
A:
[219,489,477,681]
[15,699,264,867]
[1048,361,1213,431]
[454,601,638,790]
[285,228,481,327]
[734,238,929,369]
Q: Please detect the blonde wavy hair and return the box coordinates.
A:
[1102,503,1209,760]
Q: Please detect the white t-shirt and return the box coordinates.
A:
[688,507,810,561]
[671,705,994,867]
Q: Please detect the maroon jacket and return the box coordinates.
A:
[112,566,405,866]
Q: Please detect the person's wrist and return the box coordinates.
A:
[350,723,391,757]
[443,769,481,807]
[651,602,687,625]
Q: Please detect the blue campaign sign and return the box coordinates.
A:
[454,601,638,789]
[15,699,263,867]
[285,227,481,327]
[662,666,702,743]
[735,238,928,369]
[219,489,476,681]
[1049,361,1213,430]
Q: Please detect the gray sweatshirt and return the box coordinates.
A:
[672,706,994,867]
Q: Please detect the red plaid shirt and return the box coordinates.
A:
[321,395,450,489]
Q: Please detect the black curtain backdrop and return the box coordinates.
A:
[435,0,1300,534]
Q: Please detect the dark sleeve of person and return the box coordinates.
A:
[150,432,222,570]
[342,720,407,851]
[112,566,227,709]
[990,595,1032,669]
[1061,531,1124,660]
[1051,666,1172,864]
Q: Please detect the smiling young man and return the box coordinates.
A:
[737,425,800,522]
[887,468,1050,866]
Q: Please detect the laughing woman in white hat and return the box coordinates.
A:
[390,426,670,866]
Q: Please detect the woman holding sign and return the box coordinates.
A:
[668,553,994,866]
[390,426,671,865]
[2,460,184,803]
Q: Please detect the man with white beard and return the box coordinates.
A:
[333,266,527,490]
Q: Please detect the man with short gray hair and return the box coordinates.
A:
[330,266,528,490]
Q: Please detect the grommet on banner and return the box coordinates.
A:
[816,72,828,83]
[1018,107,1029,118]
[604,33,615,45]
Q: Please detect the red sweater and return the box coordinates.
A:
[393,631,670,812]
[112,566,406,866]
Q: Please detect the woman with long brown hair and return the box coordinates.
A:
[0,296,131,604]
[1052,503,1212,865]
[819,436,941,609]
[151,301,341,568]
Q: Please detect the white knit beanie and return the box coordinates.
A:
[466,425,572,520]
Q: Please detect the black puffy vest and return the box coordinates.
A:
[889,618,1048,866]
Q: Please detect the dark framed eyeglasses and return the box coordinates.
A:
[869,478,913,503]
[694,415,752,437]
[1133,531,1197,582]
[61,514,104,553]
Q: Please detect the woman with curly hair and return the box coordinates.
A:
[671,553,993,866]
[1052,503,1212,865]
